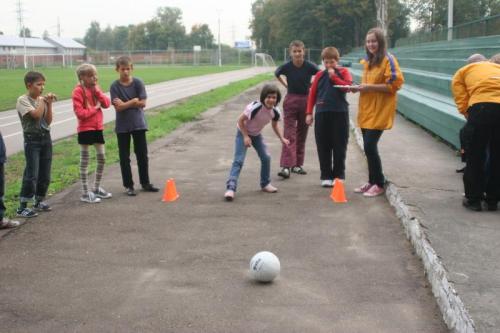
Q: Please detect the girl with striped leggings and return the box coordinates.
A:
[72,64,112,203]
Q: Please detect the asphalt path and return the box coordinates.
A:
[1,67,271,156]
[0,83,448,332]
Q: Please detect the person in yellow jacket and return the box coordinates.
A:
[350,27,404,197]
[451,57,500,211]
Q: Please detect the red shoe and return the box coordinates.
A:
[363,184,385,197]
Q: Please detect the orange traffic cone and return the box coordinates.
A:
[162,178,179,202]
[330,178,347,203]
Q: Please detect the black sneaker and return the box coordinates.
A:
[486,201,498,212]
[33,201,52,212]
[16,207,38,218]
[142,183,159,192]
[277,167,290,179]
[291,166,307,175]
[462,198,482,212]
[126,187,137,196]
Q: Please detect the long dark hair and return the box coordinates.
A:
[365,27,387,69]
[260,84,282,105]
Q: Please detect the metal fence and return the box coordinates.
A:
[395,14,500,47]
[0,48,264,69]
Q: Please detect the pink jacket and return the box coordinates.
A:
[72,84,111,133]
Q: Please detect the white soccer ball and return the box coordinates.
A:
[249,251,280,282]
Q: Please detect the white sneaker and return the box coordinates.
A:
[262,184,278,193]
[94,187,112,199]
[321,179,333,187]
[224,190,235,201]
[81,191,102,203]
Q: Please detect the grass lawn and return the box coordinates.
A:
[0,65,246,111]
[2,72,273,217]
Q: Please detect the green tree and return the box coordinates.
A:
[128,23,148,50]
[97,26,113,51]
[189,24,214,49]
[83,21,101,50]
[112,26,130,50]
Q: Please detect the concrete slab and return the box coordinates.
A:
[0,84,447,332]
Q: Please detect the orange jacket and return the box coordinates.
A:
[451,61,500,115]
[357,53,404,130]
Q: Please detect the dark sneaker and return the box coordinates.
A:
[291,166,307,175]
[142,184,159,192]
[94,187,112,199]
[0,218,21,229]
[277,167,290,179]
[33,201,52,212]
[126,187,137,196]
[16,207,38,218]
[486,201,498,212]
[462,198,482,212]
[80,191,101,203]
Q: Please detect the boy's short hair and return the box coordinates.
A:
[115,56,132,69]
[24,71,45,87]
[260,84,281,105]
[321,47,340,61]
[289,40,305,51]
[490,53,500,64]
[76,63,97,80]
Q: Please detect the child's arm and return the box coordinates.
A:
[94,86,111,109]
[22,96,47,120]
[113,98,142,112]
[44,93,56,125]
[329,67,353,88]
[237,113,252,147]
[276,75,288,89]
[271,120,289,145]
[305,72,321,125]
[73,87,99,120]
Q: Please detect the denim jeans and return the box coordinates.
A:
[20,132,52,203]
[361,128,385,187]
[117,130,150,188]
[0,163,5,220]
[226,129,271,191]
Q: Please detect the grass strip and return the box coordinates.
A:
[2,72,272,217]
[0,65,245,111]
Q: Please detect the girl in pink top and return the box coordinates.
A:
[224,84,289,201]
[72,64,112,204]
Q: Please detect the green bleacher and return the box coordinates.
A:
[343,35,500,148]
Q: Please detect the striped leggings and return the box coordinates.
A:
[80,144,105,195]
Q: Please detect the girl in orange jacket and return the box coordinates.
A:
[350,27,404,197]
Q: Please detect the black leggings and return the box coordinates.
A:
[361,129,385,187]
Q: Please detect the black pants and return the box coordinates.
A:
[19,132,52,203]
[314,112,349,180]
[117,130,150,188]
[361,128,385,187]
[0,163,5,220]
[464,103,500,203]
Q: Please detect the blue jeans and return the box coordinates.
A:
[19,132,52,203]
[226,130,271,191]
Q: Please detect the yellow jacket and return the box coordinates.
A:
[451,61,500,115]
[358,54,404,130]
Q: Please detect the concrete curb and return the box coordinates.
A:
[350,120,475,333]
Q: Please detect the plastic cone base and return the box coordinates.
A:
[162,178,179,202]
[331,178,347,203]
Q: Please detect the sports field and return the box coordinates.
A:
[0,65,247,111]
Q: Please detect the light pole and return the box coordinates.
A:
[217,12,222,67]
[447,0,454,41]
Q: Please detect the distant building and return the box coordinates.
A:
[0,35,86,68]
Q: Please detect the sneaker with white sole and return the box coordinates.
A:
[277,168,290,179]
[262,184,278,193]
[321,179,333,187]
[354,182,373,193]
[0,218,21,229]
[224,190,235,201]
[94,187,112,199]
[81,191,102,203]
[16,207,38,218]
[363,184,385,197]
[33,201,52,212]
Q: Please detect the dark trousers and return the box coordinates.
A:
[361,128,385,187]
[117,130,150,188]
[464,103,500,203]
[314,112,349,180]
[19,132,52,203]
[280,94,309,167]
[0,163,5,220]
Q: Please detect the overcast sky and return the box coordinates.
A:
[1,0,255,45]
